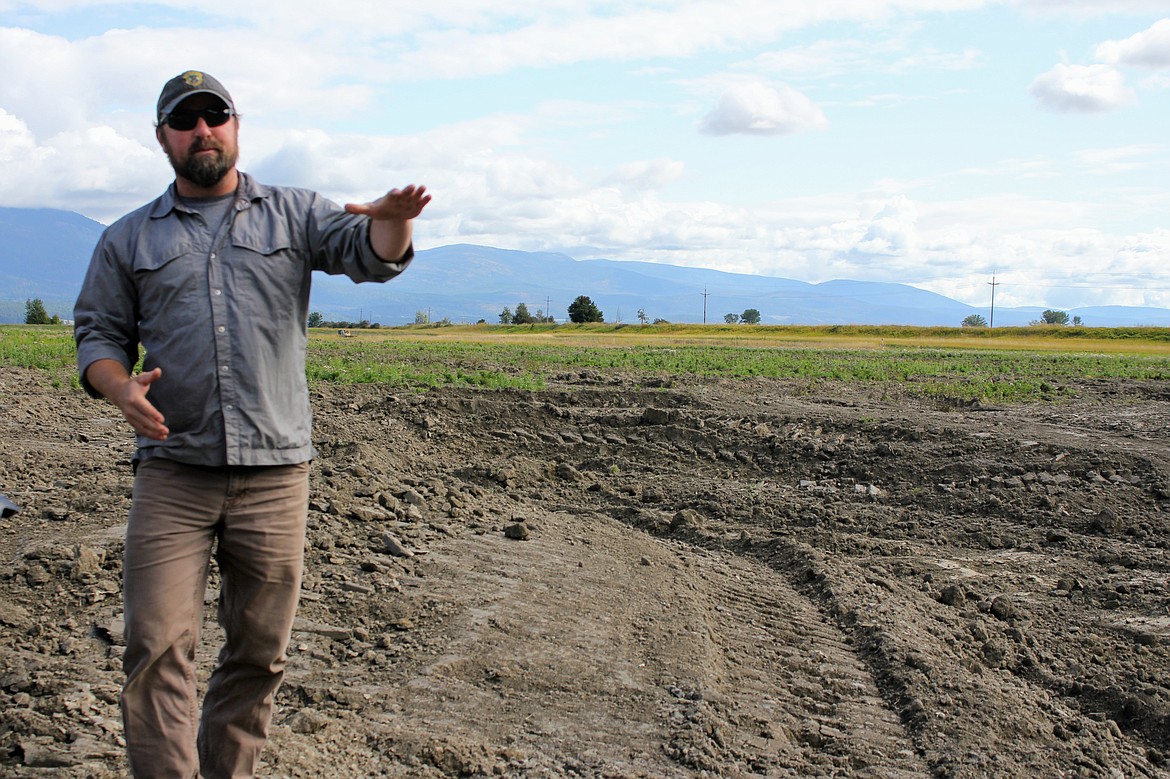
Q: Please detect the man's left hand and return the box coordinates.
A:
[345,185,431,221]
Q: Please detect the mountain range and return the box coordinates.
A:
[3,206,1169,328]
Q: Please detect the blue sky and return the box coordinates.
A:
[1,0,1168,310]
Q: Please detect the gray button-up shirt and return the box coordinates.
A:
[74,172,412,467]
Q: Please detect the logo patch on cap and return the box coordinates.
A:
[182,71,205,87]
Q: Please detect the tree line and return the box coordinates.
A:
[961,310,1083,328]
[304,294,770,328]
[723,308,761,324]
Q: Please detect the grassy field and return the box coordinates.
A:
[4,323,1169,403]
[344,322,1170,353]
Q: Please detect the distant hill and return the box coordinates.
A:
[0,208,107,322]
[3,207,1170,328]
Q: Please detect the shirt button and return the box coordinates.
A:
[213,289,222,296]
[225,404,234,411]
[220,365,229,373]
[210,253,216,260]
[217,326,226,333]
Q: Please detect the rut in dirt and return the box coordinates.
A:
[454,382,1170,778]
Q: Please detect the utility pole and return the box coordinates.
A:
[546,296,552,322]
[702,288,710,324]
[987,274,1000,328]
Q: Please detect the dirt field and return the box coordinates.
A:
[1,365,1169,778]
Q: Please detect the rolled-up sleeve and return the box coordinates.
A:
[304,193,413,282]
[74,228,141,398]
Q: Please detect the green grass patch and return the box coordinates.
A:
[306,340,545,390]
[0,325,80,388]
[6,323,1169,403]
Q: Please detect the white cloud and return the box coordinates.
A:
[699,81,828,136]
[1029,63,1136,113]
[0,110,164,217]
[855,195,919,256]
[1073,144,1163,173]
[1012,0,1170,16]
[751,34,981,79]
[1112,229,1170,276]
[1140,72,1170,89]
[2,1,1169,312]
[1095,18,1170,68]
[605,158,686,191]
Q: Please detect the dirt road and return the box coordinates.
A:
[1,366,1168,777]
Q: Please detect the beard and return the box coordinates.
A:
[164,137,238,189]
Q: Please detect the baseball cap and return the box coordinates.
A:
[156,70,235,123]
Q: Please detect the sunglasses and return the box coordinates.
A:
[163,107,235,131]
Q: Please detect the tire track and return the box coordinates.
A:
[665,548,930,777]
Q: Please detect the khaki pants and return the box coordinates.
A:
[121,458,310,778]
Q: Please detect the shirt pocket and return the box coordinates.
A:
[231,218,296,258]
[228,221,307,321]
[131,241,205,310]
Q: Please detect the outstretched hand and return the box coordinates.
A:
[344,185,431,222]
[344,185,430,262]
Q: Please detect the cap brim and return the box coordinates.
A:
[159,90,232,119]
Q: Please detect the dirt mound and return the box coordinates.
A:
[1,367,1169,777]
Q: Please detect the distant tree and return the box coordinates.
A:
[307,311,324,328]
[724,313,740,324]
[1033,309,1070,326]
[499,307,513,325]
[25,298,51,325]
[652,318,670,325]
[637,308,648,325]
[1072,315,1083,326]
[513,302,535,324]
[961,314,988,328]
[414,309,430,325]
[740,308,761,325]
[568,295,604,323]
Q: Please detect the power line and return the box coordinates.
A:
[987,274,1000,328]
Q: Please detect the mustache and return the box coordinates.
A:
[189,139,224,154]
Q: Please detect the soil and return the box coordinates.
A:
[1,365,1169,778]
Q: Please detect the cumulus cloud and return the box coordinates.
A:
[3,1,1168,310]
[605,158,686,191]
[1095,18,1170,68]
[0,111,164,217]
[855,196,919,256]
[699,81,827,136]
[1111,229,1170,276]
[1029,63,1136,113]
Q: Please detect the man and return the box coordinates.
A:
[74,70,430,778]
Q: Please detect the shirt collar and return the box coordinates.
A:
[149,170,268,219]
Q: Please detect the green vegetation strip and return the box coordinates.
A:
[4,324,1169,403]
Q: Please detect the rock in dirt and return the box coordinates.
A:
[381,533,415,557]
[504,522,530,540]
